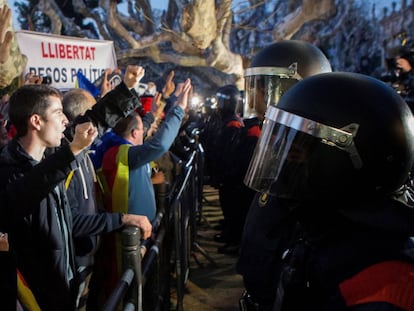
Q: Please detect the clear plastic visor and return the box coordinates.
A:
[244,106,362,196]
[244,66,300,120]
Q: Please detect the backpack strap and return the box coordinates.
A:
[339,260,414,311]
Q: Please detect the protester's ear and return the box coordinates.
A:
[29,114,42,131]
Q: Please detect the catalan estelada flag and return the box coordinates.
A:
[17,270,41,311]
[75,70,100,98]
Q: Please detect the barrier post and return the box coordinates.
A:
[121,226,142,311]
[102,269,135,311]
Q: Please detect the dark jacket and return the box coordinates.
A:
[0,139,124,311]
[238,193,414,311]
[214,115,244,184]
[66,150,101,268]
[0,140,79,310]
[0,81,143,311]
[0,251,16,311]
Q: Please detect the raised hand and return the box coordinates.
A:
[176,78,192,111]
[0,5,12,64]
[100,69,114,97]
[123,65,145,89]
[0,232,8,251]
[70,122,98,155]
[23,72,42,85]
[162,70,175,98]
[100,68,123,97]
[152,92,166,120]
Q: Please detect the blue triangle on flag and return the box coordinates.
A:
[76,70,101,98]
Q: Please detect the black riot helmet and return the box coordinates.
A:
[215,84,242,118]
[245,72,414,201]
[244,40,332,120]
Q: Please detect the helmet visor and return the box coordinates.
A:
[244,106,362,197]
[244,66,300,119]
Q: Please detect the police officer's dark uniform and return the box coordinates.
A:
[236,40,332,309]
[242,72,414,310]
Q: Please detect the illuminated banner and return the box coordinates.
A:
[15,30,117,90]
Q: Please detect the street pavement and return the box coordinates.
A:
[181,185,244,310]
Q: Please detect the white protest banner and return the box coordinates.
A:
[15,30,117,90]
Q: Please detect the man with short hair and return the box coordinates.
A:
[92,79,191,302]
[99,78,192,221]
[0,84,152,311]
[62,87,103,310]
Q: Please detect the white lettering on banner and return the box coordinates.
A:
[15,30,118,90]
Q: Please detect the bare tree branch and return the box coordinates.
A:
[37,0,62,34]
[272,0,335,40]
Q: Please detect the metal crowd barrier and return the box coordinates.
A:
[103,135,205,311]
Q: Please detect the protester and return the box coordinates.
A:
[0,84,152,311]
[88,78,191,307]
[61,65,158,310]
[62,88,102,311]
[99,79,192,221]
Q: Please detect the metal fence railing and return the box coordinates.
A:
[102,135,206,311]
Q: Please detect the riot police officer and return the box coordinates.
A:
[237,40,332,309]
[243,71,414,310]
[211,84,246,253]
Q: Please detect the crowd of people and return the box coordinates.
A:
[1,2,414,311]
[0,4,194,309]
[0,62,195,310]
